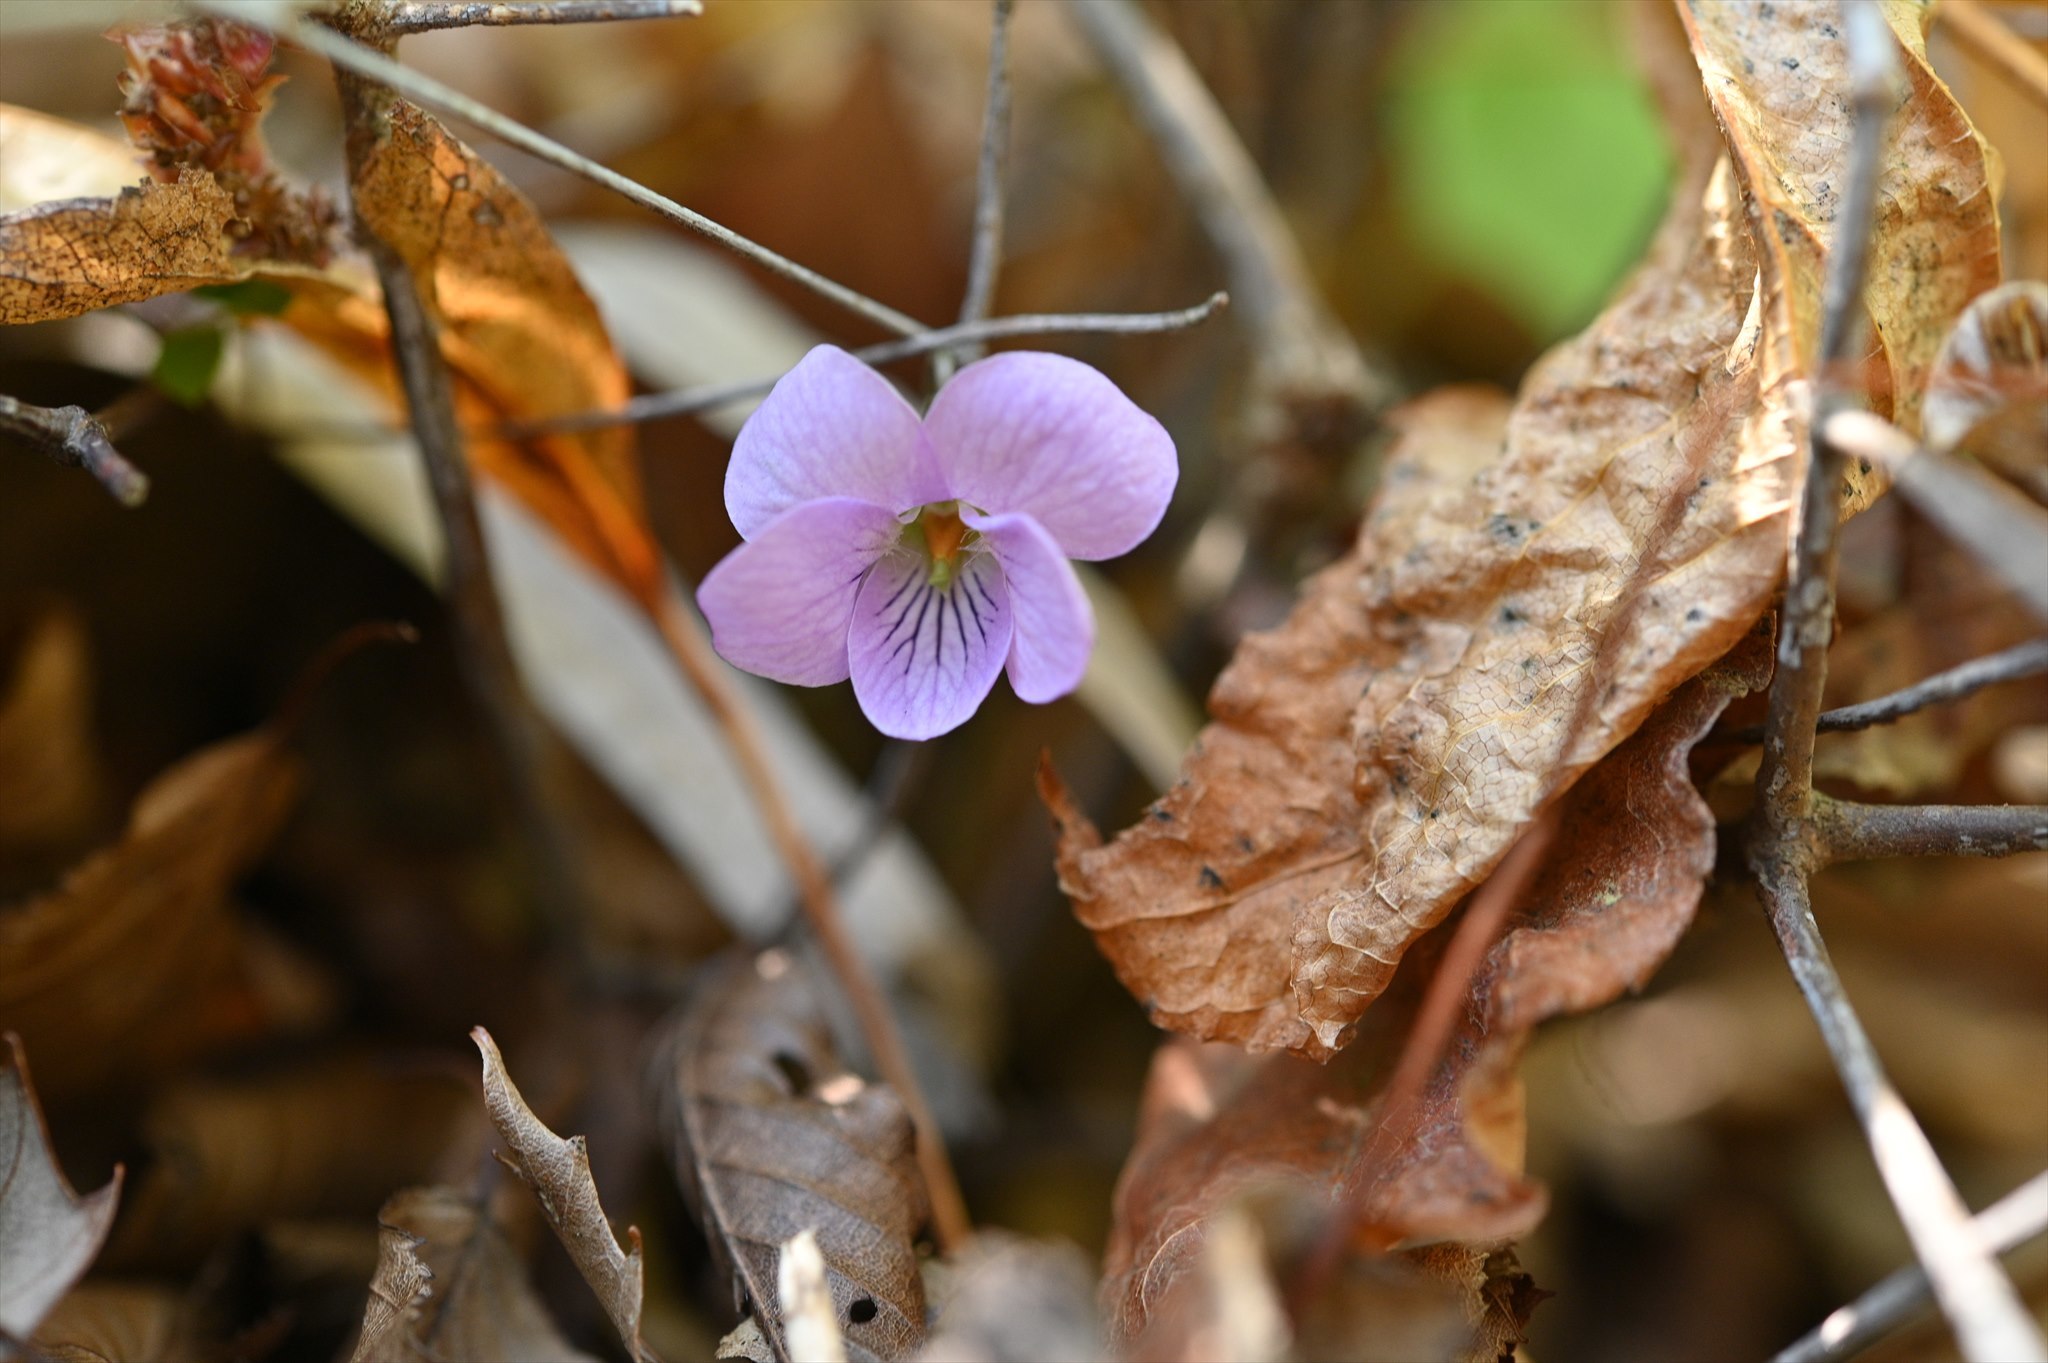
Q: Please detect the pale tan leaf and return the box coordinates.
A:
[473,1026,656,1363]
[27,1282,188,1363]
[656,950,928,1363]
[0,1033,122,1343]
[350,1186,598,1363]
[0,604,105,857]
[913,1233,1100,1363]
[1923,279,2048,493]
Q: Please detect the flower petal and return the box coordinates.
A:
[725,345,948,539]
[848,547,1013,740]
[923,351,1177,560]
[697,497,901,685]
[965,510,1094,703]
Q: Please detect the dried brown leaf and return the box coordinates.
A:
[1923,280,2048,492]
[0,605,105,860]
[26,1282,189,1363]
[473,1026,657,1363]
[1095,636,1771,1347]
[349,1186,598,1363]
[0,1033,122,1344]
[656,950,928,1363]
[343,98,656,604]
[0,727,301,1105]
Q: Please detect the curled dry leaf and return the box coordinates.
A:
[0,605,105,859]
[0,1033,122,1345]
[1922,280,2048,492]
[0,726,301,1105]
[656,950,928,1363]
[1092,634,1771,1347]
[348,1185,597,1363]
[473,1026,657,1363]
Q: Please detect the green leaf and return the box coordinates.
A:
[151,326,225,408]
[193,279,293,317]
[1386,0,1672,341]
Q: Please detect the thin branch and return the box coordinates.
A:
[0,394,149,507]
[1813,796,2048,864]
[334,60,591,979]
[937,0,1016,385]
[506,293,1228,438]
[1776,1170,2048,1363]
[214,2,927,339]
[1939,0,2048,106]
[650,591,971,1254]
[1747,9,2045,1360]
[383,0,700,36]
[1724,638,2048,743]
[1825,410,2048,624]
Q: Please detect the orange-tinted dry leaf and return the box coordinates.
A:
[1923,280,2048,489]
[0,1034,123,1344]
[0,727,301,1104]
[349,1185,597,1363]
[657,950,928,1363]
[474,1026,657,1363]
[29,1282,191,1363]
[0,605,105,860]
[107,1058,475,1268]
[1680,0,2002,483]
[1096,637,1769,1347]
[346,98,658,604]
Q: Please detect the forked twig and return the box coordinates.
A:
[217,3,926,339]
[1746,8,2044,1360]
[508,293,1228,437]
[1777,1170,2048,1363]
[1722,638,2048,743]
[0,393,150,507]
[936,0,1016,385]
[1812,796,2048,864]
[384,0,700,36]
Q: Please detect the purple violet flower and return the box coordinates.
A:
[697,345,1177,740]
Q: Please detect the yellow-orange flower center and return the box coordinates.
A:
[917,504,972,588]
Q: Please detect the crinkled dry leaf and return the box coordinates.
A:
[0,727,301,1104]
[0,1033,122,1344]
[108,1058,474,1268]
[1093,635,1770,1346]
[656,951,928,1363]
[914,1233,1100,1363]
[27,1281,189,1363]
[0,605,105,859]
[473,1026,657,1363]
[1923,280,2048,491]
[348,1186,598,1363]
[343,97,655,603]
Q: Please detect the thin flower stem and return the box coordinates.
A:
[1723,638,2048,744]
[505,293,1228,437]
[1749,9,2045,1361]
[651,591,971,1254]
[1939,0,2048,106]
[218,3,927,340]
[383,0,700,36]
[1775,1170,2048,1363]
[936,0,1016,386]
[0,393,149,507]
[1813,795,2048,864]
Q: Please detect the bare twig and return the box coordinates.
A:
[1748,9,2045,1360]
[384,0,700,36]
[651,591,970,1254]
[1067,0,1394,421]
[507,293,1228,437]
[1724,638,2048,744]
[217,2,926,339]
[1939,0,2048,105]
[1813,796,2048,864]
[1825,410,2048,624]
[936,0,1016,385]
[0,393,149,507]
[334,59,590,977]
[1776,1170,2048,1363]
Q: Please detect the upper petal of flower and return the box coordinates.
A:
[964,509,1093,704]
[923,352,1177,561]
[696,496,901,686]
[725,345,949,540]
[847,546,1014,740]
